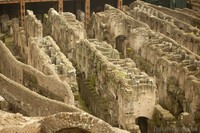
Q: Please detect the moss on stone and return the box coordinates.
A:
[77,95,92,114]
[87,75,96,88]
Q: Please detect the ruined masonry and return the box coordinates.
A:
[0,0,200,133]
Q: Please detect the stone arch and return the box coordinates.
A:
[40,112,117,133]
[115,35,127,58]
[55,128,90,133]
[135,116,149,133]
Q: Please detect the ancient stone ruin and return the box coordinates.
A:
[0,0,200,133]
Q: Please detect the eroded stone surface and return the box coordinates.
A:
[1,1,200,133]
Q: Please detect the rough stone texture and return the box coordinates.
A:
[25,10,43,39]
[0,60,128,132]
[74,39,156,131]
[0,95,10,111]
[123,1,200,56]
[0,111,129,133]
[150,4,200,29]
[87,3,200,132]
[0,73,81,116]
[12,10,77,106]
[43,8,155,132]
[28,36,78,96]
[0,9,130,133]
[45,8,86,59]
[0,40,74,105]
[0,110,42,133]
[14,10,43,61]
[1,1,200,132]
[191,1,200,13]
[149,105,176,133]
[41,112,129,133]
[87,4,149,51]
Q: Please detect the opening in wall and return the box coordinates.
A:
[136,117,149,133]
[55,128,91,133]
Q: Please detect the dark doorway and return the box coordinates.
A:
[115,35,127,58]
[56,128,91,133]
[136,117,148,133]
[115,35,126,52]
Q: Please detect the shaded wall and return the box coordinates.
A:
[0,40,74,105]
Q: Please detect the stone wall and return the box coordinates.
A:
[87,4,149,52]
[87,4,200,131]
[12,10,77,105]
[14,10,43,61]
[191,1,200,13]
[149,105,176,133]
[45,8,86,60]
[41,112,130,133]
[28,36,78,94]
[127,27,200,132]
[0,40,74,105]
[124,1,200,55]
[74,39,156,131]
[0,111,129,133]
[0,73,80,116]
[25,10,43,39]
[149,4,200,29]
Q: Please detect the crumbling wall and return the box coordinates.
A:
[0,111,129,133]
[45,8,86,59]
[150,4,200,29]
[131,29,200,131]
[41,112,130,133]
[15,10,43,62]
[28,36,78,93]
[87,4,149,51]
[74,39,156,131]
[149,105,176,133]
[88,4,200,131]
[12,10,77,105]
[0,40,74,105]
[124,1,200,55]
[0,73,80,116]
[191,2,200,13]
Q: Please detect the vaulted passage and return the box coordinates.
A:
[115,35,127,58]
[136,117,148,133]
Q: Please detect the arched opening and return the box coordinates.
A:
[136,117,149,133]
[56,128,91,133]
[115,35,127,58]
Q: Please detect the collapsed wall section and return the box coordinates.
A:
[124,1,200,55]
[149,4,200,29]
[0,73,80,116]
[74,39,156,131]
[87,4,149,49]
[45,8,86,60]
[28,36,78,95]
[87,4,200,131]
[14,10,43,62]
[12,9,78,106]
[0,40,74,105]
[0,110,129,133]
